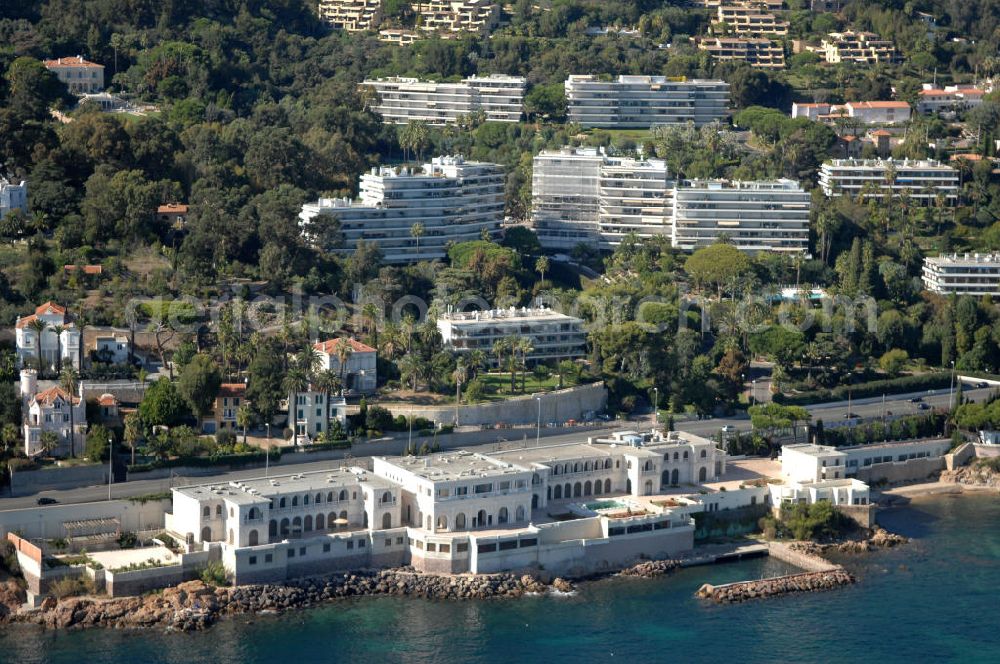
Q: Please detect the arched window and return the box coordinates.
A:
[436,515,447,531]
[604,479,611,493]
[426,515,432,530]
[532,473,541,485]
[564,483,571,498]
[339,489,348,501]
[339,510,348,521]
[316,514,325,530]
[327,492,334,502]
[673,452,679,460]
[304,494,310,505]
[554,485,562,499]
[699,467,707,482]
[664,453,670,461]
[553,466,560,476]
[201,526,211,541]
[382,491,392,504]
[248,529,259,546]
[292,516,302,530]
[279,497,287,508]
[292,496,299,507]
[684,451,689,459]
[563,464,570,475]
[280,518,290,536]
[547,486,552,500]
[605,459,612,469]
[574,462,581,473]
[329,512,337,528]
[476,509,487,527]
[644,480,652,494]
[700,449,707,458]
[383,513,392,529]
[498,507,509,524]
[268,519,277,538]
[516,505,525,521]
[455,513,467,529]
[573,482,582,497]
[216,504,223,516]
[671,469,679,485]
[594,481,602,496]
[228,529,234,545]
[316,493,322,504]
[203,506,210,518]
[304,515,313,531]
[584,480,592,496]
[584,461,591,472]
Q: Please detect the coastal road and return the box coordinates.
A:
[7,384,995,511]
[0,426,628,510]
[675,386,995,440]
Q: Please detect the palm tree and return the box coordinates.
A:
[314,369,341,433]
[51,324,64,373]
[335,341,353,395]
[60,367,79,458]
[39,431,59,458]
[26,318,47,373]
[1,423,19,454]
[399,353,422,391]
[236,404,253,446]
[468,349,487,379]
[361,302,380,354]
[410,222,425,260]
[123,411,141,466]
[453,360,467,405]
[402,313,416,353]
[535,255,550,285]
[516,337,534,392]
[283,367,309,445]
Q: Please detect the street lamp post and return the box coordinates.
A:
[535,396,542,447]
[949,360,956,411]
[107,436,114,501]
[652,387,659,431]
[408,407,413,454]
[751,379,757,405]
[265,423,271,478]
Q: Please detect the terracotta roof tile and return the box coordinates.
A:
[43,56,103,69]
[313,338,376,354]
[31,386,81,407]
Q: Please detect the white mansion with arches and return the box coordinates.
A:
[164,430,746,582]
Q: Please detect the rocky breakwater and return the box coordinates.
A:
[942,463,1000,489]
[10,570,570,632]
[696,569,855,604]
[617,560,680,578]
[791,527,909,556]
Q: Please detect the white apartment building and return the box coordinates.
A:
[922,253,1000,296]
[363,75,525,124]
[714,4,789,36]
[531,147,673,250]
[0,178,27,220]
[671,179,811,254]
[312,338,378,393]
[839,439,951,475]
[917,84,986,115]
[564,75,730,128]
[43,56,105,94]
[378,29,421,45]
[289,391,348,442]
[792,100,911,125]
[412,0,499,35]
[819,32,901,65]
[317,0,380,31]
[15,302,82,371]
[771,443,869,507]
[819,158,960,205]
[20,370,86,457]
[698,38,785,69]
[437,306,587,364]
[93,334,130,365]
[299,156,504,263]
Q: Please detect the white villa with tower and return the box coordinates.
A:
[15,302,81,372]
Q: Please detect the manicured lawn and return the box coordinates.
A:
[476,371,579,401]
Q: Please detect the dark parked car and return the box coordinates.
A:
[909,397,922,403]
[977,382,989,389]
[36,497,58,506]
[918,403,930,410]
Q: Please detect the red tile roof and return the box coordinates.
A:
[31,386,81,407]
[313,338,376,354]
[98,394,118,406]
[64,265,103,275]
[218,384,246,398]
[14,314,37,330]
[35,301,67,316]
[44,56,103,69]
[871,129,893,137]
[157,204,189,214]
[850,101,909,109]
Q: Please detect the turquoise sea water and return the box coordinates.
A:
[1,493,999,664]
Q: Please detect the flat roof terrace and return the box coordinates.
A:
[380,451,529,482]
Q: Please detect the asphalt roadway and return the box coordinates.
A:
[4,384,992,511]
